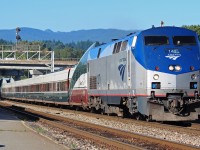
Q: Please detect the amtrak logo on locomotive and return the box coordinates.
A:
[118,58,127,81]
[165,49,181,60]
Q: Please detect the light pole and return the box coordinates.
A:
[16,27,21,47]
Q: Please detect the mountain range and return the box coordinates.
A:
[0,27,138,43]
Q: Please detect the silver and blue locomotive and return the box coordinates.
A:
[1,26,200,121]
[71,26,200,121]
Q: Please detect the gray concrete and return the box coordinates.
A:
[0,108,67,150]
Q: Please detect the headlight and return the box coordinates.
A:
[153,74,159,80]
[169,65,181,71]
[191,74,196,80]
[169,65,174,71]
[175,65,181,71]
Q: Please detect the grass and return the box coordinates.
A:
[35,127,46,134]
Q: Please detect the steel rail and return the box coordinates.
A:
[4,99,200,135]
[26,108,200,150]
[0,102,141,150]
[0,101,199,150]
[40,119,142,150]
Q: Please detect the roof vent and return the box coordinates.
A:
[112,39,118,41]
[127,32,135,36]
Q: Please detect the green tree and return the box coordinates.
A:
[0,39,13,45]
[182,25,200,40]
[0,39,98,59]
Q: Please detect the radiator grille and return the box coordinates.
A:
[90,76,97,89]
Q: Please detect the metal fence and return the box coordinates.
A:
[0,45,80,62]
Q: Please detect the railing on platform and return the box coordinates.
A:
[0,45,80,72]
[54,58,80,62]
[0,44,51,61]
[0,45,80,62]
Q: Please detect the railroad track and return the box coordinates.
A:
[190,123,200,131]
[0,101,199,150]
[0,102,140,150]
[3,99,200,136]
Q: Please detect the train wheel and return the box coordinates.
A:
[101,109,105,115]
[75,106,80,111]
[145,115,152,122]
[136,114,141,120]
[90,107,95,113]
[145,116,151,122]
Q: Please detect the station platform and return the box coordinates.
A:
[0,108,67,150]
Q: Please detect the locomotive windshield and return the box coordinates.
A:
[144,36,169,45]
[173,36,196,45]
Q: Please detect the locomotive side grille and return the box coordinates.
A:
[90,76,97,89]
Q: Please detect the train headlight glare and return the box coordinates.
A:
[191,74,196,80]
[169,65,174,71]
[153,74,159,80]
[175,65,181,71]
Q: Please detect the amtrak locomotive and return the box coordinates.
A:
[1,26,200,121]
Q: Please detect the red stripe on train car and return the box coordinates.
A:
[89,94,166,97]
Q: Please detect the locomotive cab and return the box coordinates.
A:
[133,27,200,121]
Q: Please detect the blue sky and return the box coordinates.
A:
[0,0,199,32]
